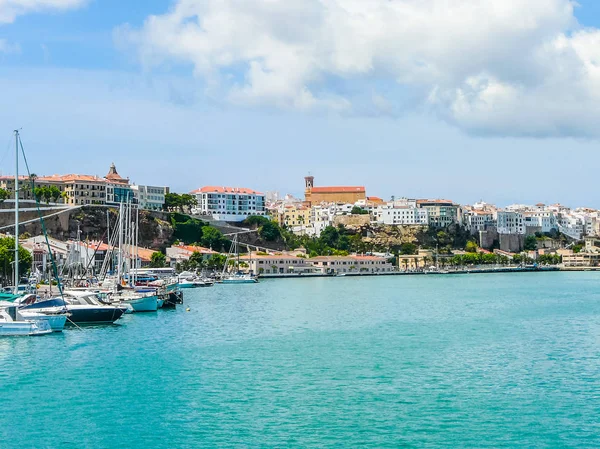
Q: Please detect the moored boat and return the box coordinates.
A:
[0,305,52,336]
[221,274,258,284]
[19,292,125,325]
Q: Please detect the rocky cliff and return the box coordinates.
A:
[0,205,174,250]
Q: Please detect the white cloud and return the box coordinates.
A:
[119,0,600,137]
[0,0,86,24]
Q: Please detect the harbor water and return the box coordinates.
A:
[2,272,600,448]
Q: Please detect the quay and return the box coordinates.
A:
[259,266,562,279]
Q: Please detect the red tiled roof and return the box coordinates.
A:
[310,186,365,193]
[176,245,218,255]
[240,254,303,260]
[0,175,29,181]
[191,186,263,195]
[310,255,388,262]
[105,163,129,183]
[38,174,106,183]
[416,199,454,204]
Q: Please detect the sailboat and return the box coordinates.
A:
[99,202,158,312]
[221,233,258,284]
[0,130,65,334]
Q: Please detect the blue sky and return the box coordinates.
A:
[1,0,600,207]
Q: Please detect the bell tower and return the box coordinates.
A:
[304,175,314,204]
[304,175,314,190]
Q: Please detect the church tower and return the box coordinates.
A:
[304,175,314,204]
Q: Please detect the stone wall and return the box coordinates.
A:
[334,214,371,228]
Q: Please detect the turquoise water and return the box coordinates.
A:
[2,272,600,448]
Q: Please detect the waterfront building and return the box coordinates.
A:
[397,249,434,271]
[309,255,394,274]
[562,251,600,267]
[304,176,366,205]
[190,186,266,222]
[105,163,134,205]
[416,199,461,227]
[239,253,314,275]
[131,184,168,211]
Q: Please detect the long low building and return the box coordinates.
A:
[310,255,395,274]
[239,253,395,275]
[239,254,314,275]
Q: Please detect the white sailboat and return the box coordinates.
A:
[221,233,258,284]
[99,202,158,312]
[0,130,58,335]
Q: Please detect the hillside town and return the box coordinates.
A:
[2,166,600,277]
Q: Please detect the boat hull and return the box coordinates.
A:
[221,279,258,284]
[123,295,158,312]
[0,320,52,336]
[20,300,125,324]
[20,312,67,332]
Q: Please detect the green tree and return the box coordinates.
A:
[164,193,182,212]
[200,226,226,250]
[243,216,271,227]
[524,235,538,251]
[465,241,478,253]
[150,251,166,268]
[170,213,206,244]
[49,185,62,203]
[180,194,198,211]
[0,188,9,202]
[0,237,32,283]
[399,242,417,255]
[350,206,369,215]
[259,221,281,241]
[188,251,205,269]
[482,253,497,264]
[205,254,227,270]
[319,226,340,248]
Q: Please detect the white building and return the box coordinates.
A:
[131,184,168,211]
[497,210,525,234]
[464,210,496,233]
[191,186,266,222]
[375,204,428,226]
[523,211,558,233]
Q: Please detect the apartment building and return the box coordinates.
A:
[132,184,168,211]
[191,186,266,222]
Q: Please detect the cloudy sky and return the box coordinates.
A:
[1,0,600,207]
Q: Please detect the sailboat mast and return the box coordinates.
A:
[14,130,19,293]
[117,202,123,283]
[134,205,139,285]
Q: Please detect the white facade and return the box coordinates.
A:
[131,185,168,211]
[191,186,266,222]
[464,212,496,232]
[557,214,584,240]
[523,212,558,233]
[375,205,428,226]
[497,211,525,234]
